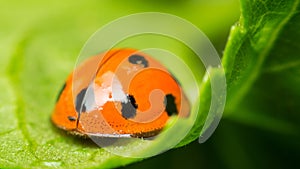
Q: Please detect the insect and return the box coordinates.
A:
[51,49,190,138]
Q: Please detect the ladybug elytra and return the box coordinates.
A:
[51,49,190,138]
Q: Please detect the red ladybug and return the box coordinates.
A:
[52,49,190,138]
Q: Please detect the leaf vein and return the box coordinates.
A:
[5,32,39,161]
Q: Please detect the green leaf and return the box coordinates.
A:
[222,0,300,137]
[206,1,300,168]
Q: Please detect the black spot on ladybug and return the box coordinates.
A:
[128,95,138,109]
[56,82,66,102]
[67,116,77,122]
[75,88,87,113]
[164,94,178,116]
[82,104,87,113]
[121,95,138,119]
[128,54,149,67]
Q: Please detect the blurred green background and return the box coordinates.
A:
[1,0,299,169]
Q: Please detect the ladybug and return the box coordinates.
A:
[52,49,190,138]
